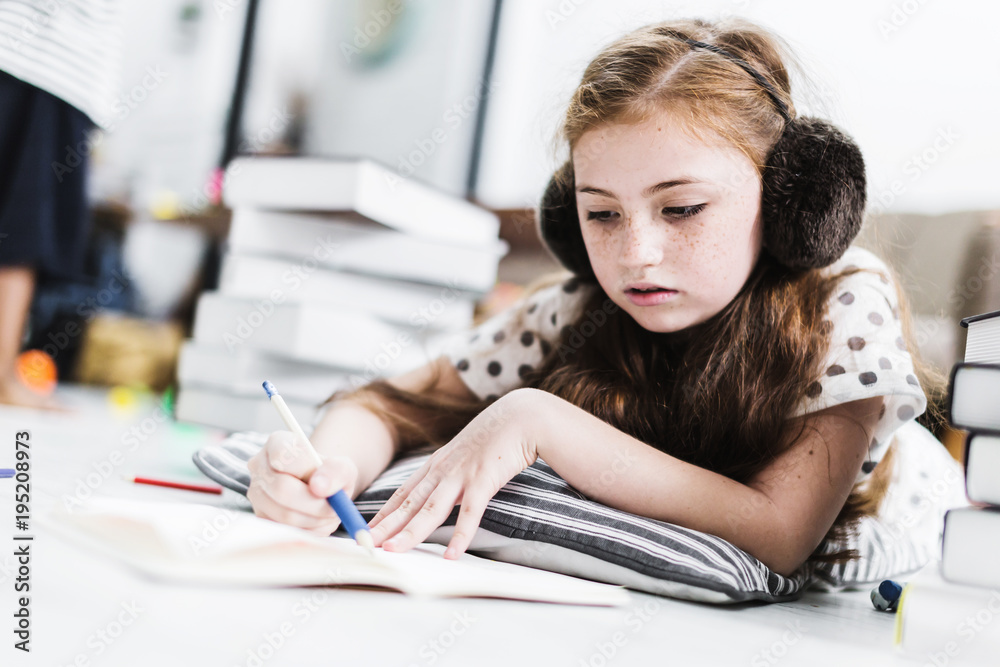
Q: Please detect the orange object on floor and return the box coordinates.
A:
[16,349,57,395]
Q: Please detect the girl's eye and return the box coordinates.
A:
[586,210,617,222]
[585,204,706,223]
[663,204,706,219]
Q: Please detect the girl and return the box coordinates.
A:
[246,17,944,578]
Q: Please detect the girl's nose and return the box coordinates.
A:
[619,213,665,269]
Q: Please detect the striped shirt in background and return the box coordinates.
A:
[0,0,123,129]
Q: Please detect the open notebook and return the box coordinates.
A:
[38,497,629,607]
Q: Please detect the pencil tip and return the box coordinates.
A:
[355,530,376,555]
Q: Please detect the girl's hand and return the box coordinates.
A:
[247,430,360,536]
[367,390,539,559]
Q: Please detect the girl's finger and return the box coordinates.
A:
[252,471,340,521]
[248,481,340,531]
[368,484,414,531]
[442,488,492,559]
[380,481,463,552]
[367,458,434,530]
[249,446,339,520]
[369,470,447,546]
[263,431,318,479]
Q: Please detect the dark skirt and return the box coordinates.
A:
[0,69,95,283]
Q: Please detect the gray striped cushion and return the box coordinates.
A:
[193,432,804,602]
[192,425,963,603]
[355,452,805,603]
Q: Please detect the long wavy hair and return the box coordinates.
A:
[325,17,947,566]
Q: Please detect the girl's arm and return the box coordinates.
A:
[526,388,884,577]
[368,386,883,575]
[309,355,479,495]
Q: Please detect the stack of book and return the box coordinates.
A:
[176,157,507,432]
[895,309,1000,662]
[943,309,1000,588]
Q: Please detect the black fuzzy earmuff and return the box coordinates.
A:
[537,39,867,278]
[760,116,866,269]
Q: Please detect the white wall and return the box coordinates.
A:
[304,0,496,198]
[95,1,999,219]
[475,0,1000,215]
[240,0,331,153]
[90,0,247,213]
[238,0,497,199]
[95,0,498,209]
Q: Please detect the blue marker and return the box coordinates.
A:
[0,468,14,479]
[262,381,375,555]
[871,579,903,612]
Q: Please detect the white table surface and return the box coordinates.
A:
[0,385,945,666]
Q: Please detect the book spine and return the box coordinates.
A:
[961,308,1000,328]
[947,363,1000,434]
[227,208,503,294]
[964,433,1000,506]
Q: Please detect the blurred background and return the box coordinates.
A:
[4,0,999,451]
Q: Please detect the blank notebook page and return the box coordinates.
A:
[39,496,629,606]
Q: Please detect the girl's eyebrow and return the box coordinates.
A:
[576,179,704,198]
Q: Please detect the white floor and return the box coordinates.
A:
[0,385,952,666]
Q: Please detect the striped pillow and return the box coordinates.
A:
[191,424,961,604]
[353,452,803,603]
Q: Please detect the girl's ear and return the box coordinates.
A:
[761,116,867,270]
[536,160,597,280]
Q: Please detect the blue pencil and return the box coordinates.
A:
[262,381,375,555]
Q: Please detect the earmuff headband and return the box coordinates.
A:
[682,39,791,124]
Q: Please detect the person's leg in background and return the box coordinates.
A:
[0,71,44,407]
[0,265,43,406]
[0,70,93,409]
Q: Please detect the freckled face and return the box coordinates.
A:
[573,111,764,333]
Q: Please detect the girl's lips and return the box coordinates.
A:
[627,281,668,291]
[625,287,679,306]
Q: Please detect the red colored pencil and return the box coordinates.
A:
[125,475,223,494]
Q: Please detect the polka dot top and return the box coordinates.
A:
[445,245,927,485]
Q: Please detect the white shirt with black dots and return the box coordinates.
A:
[445,246,927,485]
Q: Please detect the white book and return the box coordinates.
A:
[176,341,351,404]
[226,208,507,294]
[176,386,318,433]
[895,560,1000,664]
[217,251,476,330]
[948,363,1000,433]
[222,156,501,248]
[941,507,1000,588]
[965,434,1000,505]
[39,497,630,606]
[191,291,444,374]
[962,309,1000,364]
